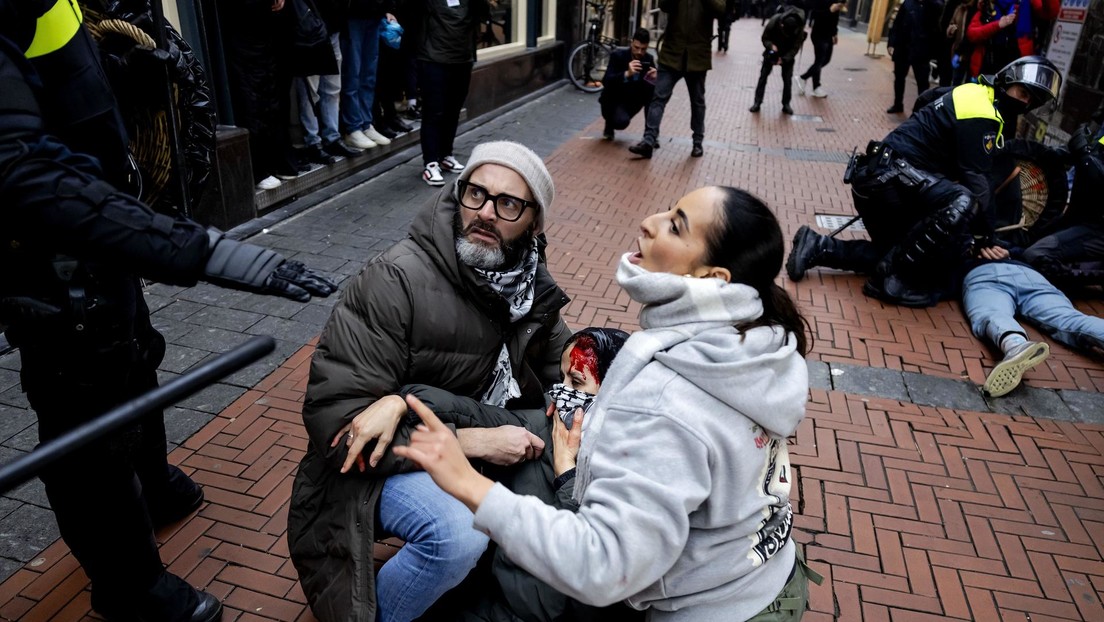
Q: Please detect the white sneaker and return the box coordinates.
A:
[812,86,828,98]
[423,162,445,186]
[982,341,1050,397]
[440,155,466,174]
[795,76,807,96]
[363,125,391,146]
[256,175,282,190]
[344,130,377,150]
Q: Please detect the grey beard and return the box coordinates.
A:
[456,236,507,270]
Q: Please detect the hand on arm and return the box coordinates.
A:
[393,395,495,512]
[978,245,1010,261]
[456,425,545,465]
[330,395,408,472]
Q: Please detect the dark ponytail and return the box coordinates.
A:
[706,187,811,356]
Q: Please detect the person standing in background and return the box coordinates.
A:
[797,0,845,98]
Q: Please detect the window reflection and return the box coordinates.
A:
[478,0,514,48]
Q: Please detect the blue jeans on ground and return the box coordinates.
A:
[962,262,1104,353]
[376,472,489,622]
[642,66,706,147]
[297,33,342,146]
[340,18,382,135]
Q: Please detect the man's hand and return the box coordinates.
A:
[645,67,658,81]
[978,245,1010,261]
[552,408,583,476]
[272,0,285,10]
[331,395,408,472]
[887,46,894,57]
[830,2,844,12]
[833,35,839,44]
[457,426,545,465]
[627,59,642,77]
[998,11,1016,28]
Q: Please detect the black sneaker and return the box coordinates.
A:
[387,117,414,133]
[374,123,399,140]
[749,102,761,113]
[886,104,904,114]
[862,274,941,308]
[782,105,794,115]
[602,127,615,141]
[691,144,703,157]
[300,145,335,165]
[323,140,362,159]
[628,141,653,159]
[93,571,223,622]
[786,225,824,282]
[403,104,422,120]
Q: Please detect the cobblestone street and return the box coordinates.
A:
[0,18,1102,621]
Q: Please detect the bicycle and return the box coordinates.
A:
[567,1,619,93]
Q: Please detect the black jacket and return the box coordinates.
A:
[599,48,656,106]
[889,0,935,62]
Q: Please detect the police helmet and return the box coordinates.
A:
[994,56,1062,111]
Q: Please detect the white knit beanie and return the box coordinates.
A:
[456,141,555,231]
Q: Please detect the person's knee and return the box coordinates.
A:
[430,521,489,572]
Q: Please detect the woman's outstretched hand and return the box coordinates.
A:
[552,407,584,477]
[392,395,494,511]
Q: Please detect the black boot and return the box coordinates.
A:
[863,273,942,307]
[145,465,204,529]
[628,141,654,159]
[786,225,827,281]
[93,571,223,622]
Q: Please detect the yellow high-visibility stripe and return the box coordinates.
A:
[952,83,1003,138]
[25,0,83,59]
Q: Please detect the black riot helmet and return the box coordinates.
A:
[993,55,1062,112]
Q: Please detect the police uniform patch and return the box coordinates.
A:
[982,132,997,154]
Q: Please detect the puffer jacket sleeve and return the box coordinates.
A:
[532,315,573,388]
[303,260,414,471]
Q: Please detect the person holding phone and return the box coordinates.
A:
[599,28,658,141]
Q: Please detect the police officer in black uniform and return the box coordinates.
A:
[0,2,337,620]
[786,55,1062,307]
[1021,121,1104,288]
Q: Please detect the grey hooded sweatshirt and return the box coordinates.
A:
[473,255,809,621]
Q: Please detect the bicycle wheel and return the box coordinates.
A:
[567,42,611,93]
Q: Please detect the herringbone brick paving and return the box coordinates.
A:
[1,18,1101,622]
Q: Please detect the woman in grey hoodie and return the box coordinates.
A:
[396,186,819,621]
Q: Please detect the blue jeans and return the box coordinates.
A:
[340,18,382,134]
[376,472,489,622]
[962,262,1104,352]
[296,33,342,146]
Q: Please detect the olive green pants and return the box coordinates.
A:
[745,547,823,621]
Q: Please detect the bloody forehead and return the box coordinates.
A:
[568,335,600,381]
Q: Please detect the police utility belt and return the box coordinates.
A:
[844,140,936,189]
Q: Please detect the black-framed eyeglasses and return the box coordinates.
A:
[456,179,536,222]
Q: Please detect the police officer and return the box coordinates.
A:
[786,55,1062,307]
[0,3,337,621]
[1021,121,1104,288]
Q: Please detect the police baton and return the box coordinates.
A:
[0,336,276,494]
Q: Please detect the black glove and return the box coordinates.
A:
[1068,123,1095,158]
[263,260,338,302]
[203,229,338,302]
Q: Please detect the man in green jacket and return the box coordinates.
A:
[289,140,573,622]
[629,0,726,159]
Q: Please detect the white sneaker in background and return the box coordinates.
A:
[812,86,828,98]
[344,130,377,150]
[795,76,807,96]
[423,162,446,186]
[363,125,391,146]
[256,176,282,191]
[440,155,466,174]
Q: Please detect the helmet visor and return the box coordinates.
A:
[1007,61,1062,102]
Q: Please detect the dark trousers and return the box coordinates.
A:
[1022,223,1104,286]
[754,56,795,106]
[601,89,651,131]
[824,157,970,271]
[12,285,175,606]
[643,66,706,146]
[418,60,474,165]
[800,37,834,88]
[893,57,930,109]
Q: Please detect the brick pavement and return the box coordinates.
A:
[0,18,1102,621]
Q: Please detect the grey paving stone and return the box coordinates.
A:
[231,295,306,319]
[987,386,1078,421]
[144,283,186,298]
[246,315,323,345]
[164,407,216,446]
[216,339,303,388]
[0,406,36,445]
[2,422,37,452]
[151,299,206,322]
[0,505,59,562]
[318,243,376,262]
[143,292,174,314]
[0,352,19,372]
[807,360,831,391]
[183,306,265,332]
[177,383,247,414]
[4,477,49,509]
[292,303,335,328]
[903,372,990,413]
[174,282,252,308]
[0,497,20,522]
[175,326,253,354]
[0,386,29,409]
[150,317,194,344]
[1057,389,1104,425]
[829,363,910,402]
[0,367,20,394]
[0,555,24,584]
[283,252,350,273]
[159,344,214,375]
